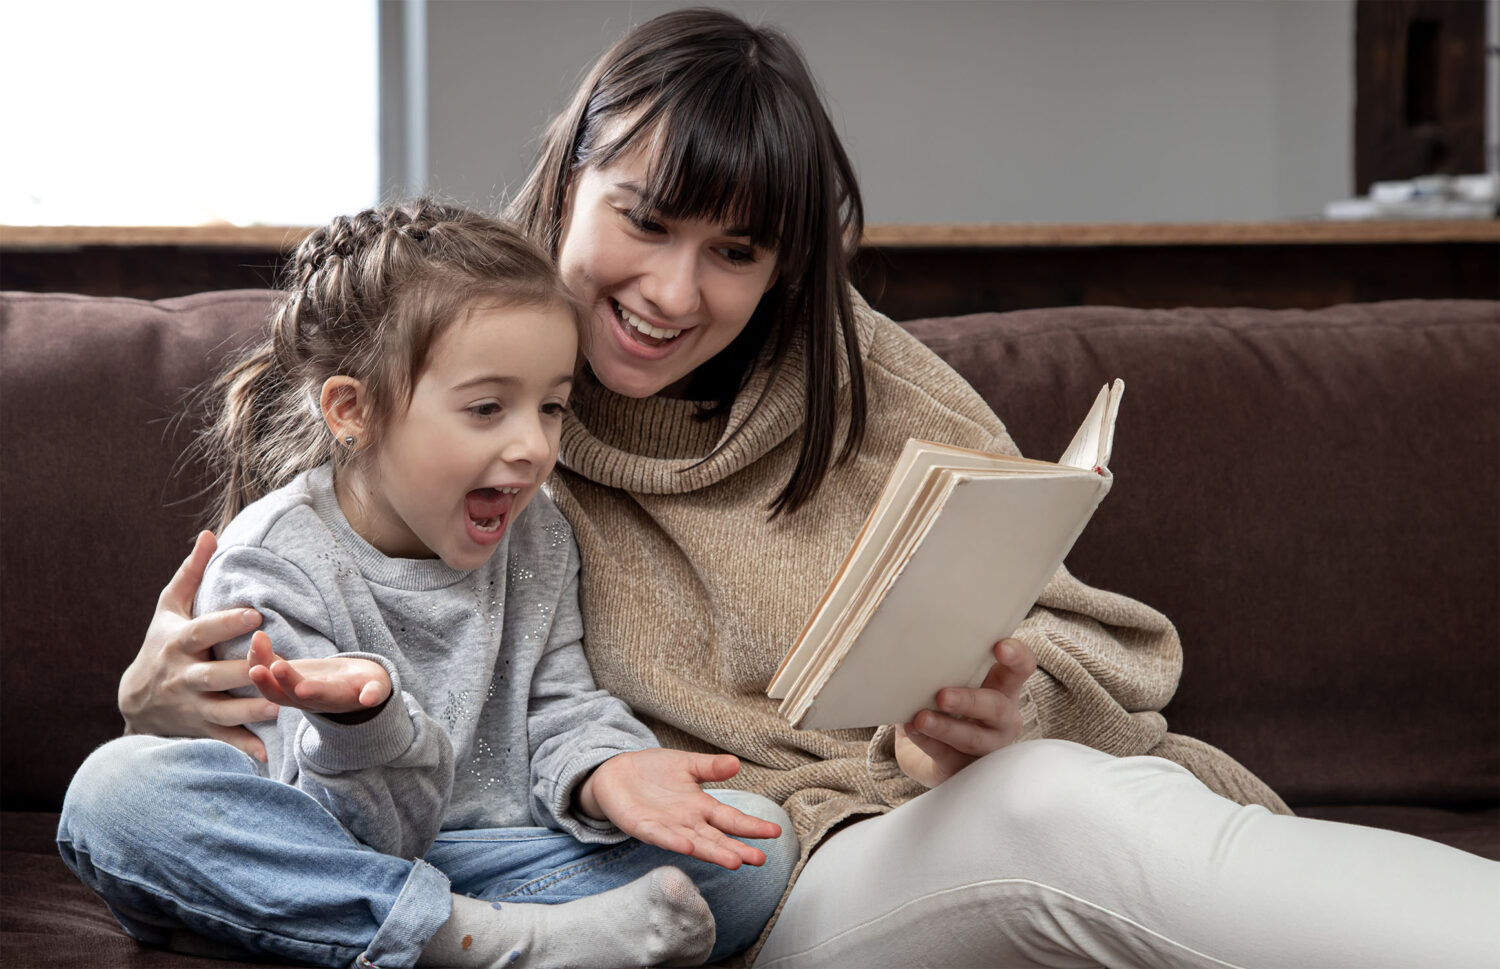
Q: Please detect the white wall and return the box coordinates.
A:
[409,0,1352,225]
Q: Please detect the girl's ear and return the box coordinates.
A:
[320,376,370,449]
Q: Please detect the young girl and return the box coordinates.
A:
[111,9,1497,968]
[58,200,797,969]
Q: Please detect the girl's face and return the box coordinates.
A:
[556,142,780,399]
[339,300,578,571]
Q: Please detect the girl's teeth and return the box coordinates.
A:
[616,302,681,341]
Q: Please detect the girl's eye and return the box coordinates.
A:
[541,402,569,418]
[468,402,502,418]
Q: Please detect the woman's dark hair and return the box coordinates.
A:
[196,199,584,531]
[507,7,867,516]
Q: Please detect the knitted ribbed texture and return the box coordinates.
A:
[552,298,1286,959]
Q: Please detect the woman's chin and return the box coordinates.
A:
[589,358,684,399]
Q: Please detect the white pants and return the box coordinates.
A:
[756,740,1499,968]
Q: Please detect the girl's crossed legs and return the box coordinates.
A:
[57,735,796,968]
[758,739,1498,969]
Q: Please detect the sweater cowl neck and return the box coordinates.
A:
[561,298,878,496]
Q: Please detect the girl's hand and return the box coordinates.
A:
[246,631,391,718]
[894,637,1036,788]
[118,531,278,760]
[578,749,782,870]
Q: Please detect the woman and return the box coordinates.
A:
[115,8,1497,966]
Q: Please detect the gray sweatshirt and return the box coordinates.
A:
[199,464,658,860]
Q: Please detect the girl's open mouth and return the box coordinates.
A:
[464,487,518,546]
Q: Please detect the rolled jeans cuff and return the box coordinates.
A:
[358,858,451,969]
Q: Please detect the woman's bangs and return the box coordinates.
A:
[604,87,815,267]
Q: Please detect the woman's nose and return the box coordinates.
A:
[640,245,701,319]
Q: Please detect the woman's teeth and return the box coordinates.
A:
[615,301,682,341]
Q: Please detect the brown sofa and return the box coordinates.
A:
[2,290,1497,968]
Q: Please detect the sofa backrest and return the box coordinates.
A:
[902,301,1499,806]
[2,291,1496,811]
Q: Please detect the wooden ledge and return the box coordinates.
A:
[2,219,1496,251]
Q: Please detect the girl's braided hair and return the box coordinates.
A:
[195,199,583,531]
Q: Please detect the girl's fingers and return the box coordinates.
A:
[706,801,781,840]
[357,680,386,707]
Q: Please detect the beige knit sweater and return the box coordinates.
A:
[550,298,1289,940]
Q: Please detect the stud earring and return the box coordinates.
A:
[343,435,357,448]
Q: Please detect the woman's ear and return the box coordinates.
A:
[320,376,370,450]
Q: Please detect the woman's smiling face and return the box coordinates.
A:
[555,142,780,400]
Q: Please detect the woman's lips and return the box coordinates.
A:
[609,299,687,355]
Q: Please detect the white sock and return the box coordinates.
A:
[417,865,715,969]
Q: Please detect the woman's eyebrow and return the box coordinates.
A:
[614,182,754,237]
[613,181,755,237]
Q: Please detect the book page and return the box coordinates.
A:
[1059,380,1124,471]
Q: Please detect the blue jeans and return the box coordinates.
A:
[57,736,798,968]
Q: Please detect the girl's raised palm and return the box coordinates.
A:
[245,630,391,716]
[579,749,782,870]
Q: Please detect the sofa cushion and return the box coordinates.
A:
[1,291,277,811]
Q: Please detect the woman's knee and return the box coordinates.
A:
[960,739,1187,839]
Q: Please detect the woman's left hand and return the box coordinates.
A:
[894,637,1036,788]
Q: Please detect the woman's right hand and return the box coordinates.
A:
[118,530,278,761]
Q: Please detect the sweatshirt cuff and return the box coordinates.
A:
[542,747,644,844]
[296,654,417,772]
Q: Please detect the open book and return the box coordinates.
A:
[767,380,1124,730]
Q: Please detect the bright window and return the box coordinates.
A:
[1,0,378,226]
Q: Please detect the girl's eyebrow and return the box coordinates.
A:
[452,374,574,392]
[613,181,753,237]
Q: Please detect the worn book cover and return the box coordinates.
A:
[769,380,1124,730]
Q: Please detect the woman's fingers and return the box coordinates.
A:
[173,608,262,659]
[911,705,1014,755]
[205,724,269,763]
[895,722,974,782]
[158,531,217,615]
[200,695,279,727]
[982,638,1037,699]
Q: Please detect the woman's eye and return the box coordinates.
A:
[623,209,666,234]
[719,246,757,265]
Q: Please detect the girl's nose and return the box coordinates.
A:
[502,415,551,466]
[640,245,701,319]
